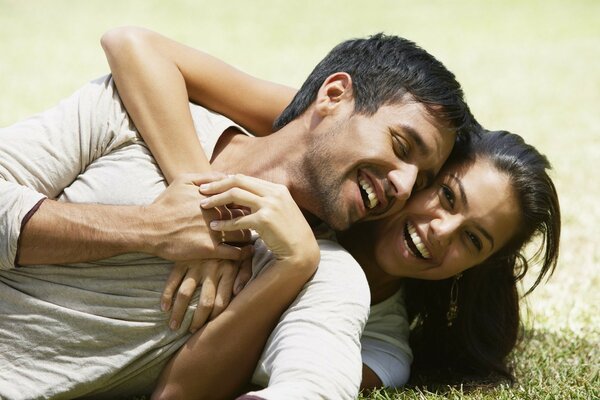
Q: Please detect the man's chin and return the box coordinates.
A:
[320,211,352,232]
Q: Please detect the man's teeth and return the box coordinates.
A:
[359,177,379,209]
[407,221,431,259]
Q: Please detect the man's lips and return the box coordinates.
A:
[357,170,389,215]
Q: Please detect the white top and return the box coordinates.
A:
[362,288,412,387]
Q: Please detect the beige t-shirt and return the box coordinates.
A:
[0,76,372,399]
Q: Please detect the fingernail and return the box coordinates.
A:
[199,184,210,191]
[210,221,219,229]
[200,198,209,207]
[161,300,169,312]
[170,320,179,331]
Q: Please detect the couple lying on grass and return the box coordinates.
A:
[0,27,559,399]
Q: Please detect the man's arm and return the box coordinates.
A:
[0,76,244,267]
[18,175,245,265]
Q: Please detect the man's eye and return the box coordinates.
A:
[466,231,482,251]
[394,137,409,159]
[440,184,455,208]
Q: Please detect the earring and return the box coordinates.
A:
[446,273,462,327]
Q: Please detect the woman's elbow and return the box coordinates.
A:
[100,26,149,56]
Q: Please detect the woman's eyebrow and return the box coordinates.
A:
[449,174,495,250]
[448,174,468,209]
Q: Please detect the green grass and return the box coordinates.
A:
[1,0,598,398]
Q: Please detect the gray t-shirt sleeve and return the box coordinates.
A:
[0,75,139,269]
[248,239,371,400]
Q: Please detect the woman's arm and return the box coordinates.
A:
[102,27,295,328]
[152,174,320,399]
[101,26,296,183]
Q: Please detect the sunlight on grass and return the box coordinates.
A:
[1,0,597,398]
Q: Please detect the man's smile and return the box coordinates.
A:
[356,170,391,219]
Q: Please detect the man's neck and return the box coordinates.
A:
[210,118,310,200]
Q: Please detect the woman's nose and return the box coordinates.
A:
[429,214,462,248]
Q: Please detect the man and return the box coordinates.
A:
[0,31,473,399]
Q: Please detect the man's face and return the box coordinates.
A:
[300,99,455,231]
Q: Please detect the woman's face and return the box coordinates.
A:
[371,158,520,280]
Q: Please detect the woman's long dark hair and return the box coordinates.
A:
[405,130,561,384]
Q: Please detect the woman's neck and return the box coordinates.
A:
[338,223,402,305]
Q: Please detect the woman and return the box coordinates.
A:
[101,27,560,397]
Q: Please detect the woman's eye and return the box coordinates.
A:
[441,185,455,208]
[467,231,482,251]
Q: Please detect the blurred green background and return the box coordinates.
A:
[1,0,598,398]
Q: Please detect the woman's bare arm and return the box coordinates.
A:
[101,26,296,183]
[152,174,320,399]
[102,27,297,329]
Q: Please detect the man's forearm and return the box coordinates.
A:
[17,199,150,265]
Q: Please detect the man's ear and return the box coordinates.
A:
[314,72,353,116]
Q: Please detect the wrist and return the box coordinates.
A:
[279,242,320,278]
[124,205,159,255]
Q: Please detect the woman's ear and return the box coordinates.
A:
[314,72,353,116]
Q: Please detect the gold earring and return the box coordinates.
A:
[446,273,462,327]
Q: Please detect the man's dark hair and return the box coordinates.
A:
[273,33,478,141]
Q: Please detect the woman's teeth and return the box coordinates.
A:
[359,177,379,209]
[405,221,431,259]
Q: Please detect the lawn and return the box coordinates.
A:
[1,0,598,398]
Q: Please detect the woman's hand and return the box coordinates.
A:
[200,174,319,268]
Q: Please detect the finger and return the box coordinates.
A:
[210,213,262,232]
[161,264,188,312]
[234,258,253,296]
[199,174,282,197]
[185,171,228,186]
[213,243,254,260]
[170,274,200,331]
[215,207,252,244]
[190,277,217,333]
[223,229,252,244]
[200,187,263,211]
[210,262,237,320]
[229,207,251,219]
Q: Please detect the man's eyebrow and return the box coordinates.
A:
[449,174,495,250]
[399,124,430,157]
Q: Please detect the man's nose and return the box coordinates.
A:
[387,165,418,203]
[429,214,462,248]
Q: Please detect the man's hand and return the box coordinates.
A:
[162,258,253,332]
[143,173,252,261]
